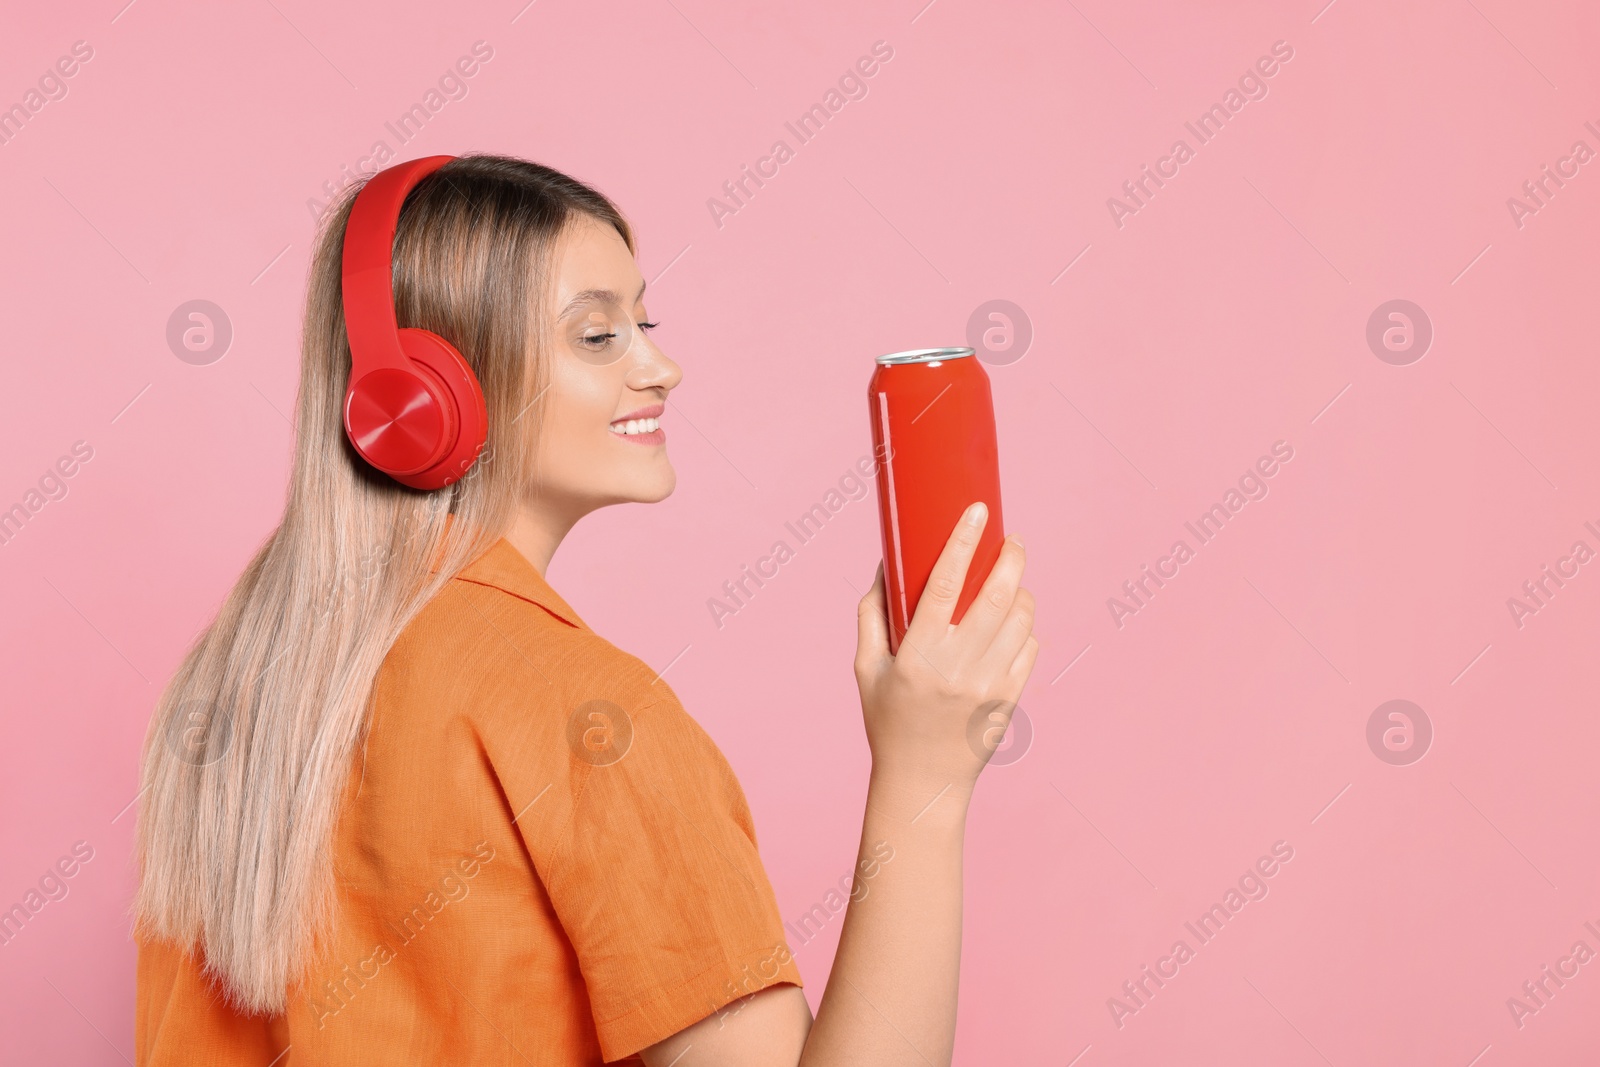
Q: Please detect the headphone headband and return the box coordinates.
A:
[342,155,453,377]
[339,155,489,491]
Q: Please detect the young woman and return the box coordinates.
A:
[134,154,1038,1066]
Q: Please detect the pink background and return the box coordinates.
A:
[3,0,1599,1062]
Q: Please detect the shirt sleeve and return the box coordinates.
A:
[539,680,803,1061]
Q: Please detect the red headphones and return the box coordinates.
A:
[341,155,488,490]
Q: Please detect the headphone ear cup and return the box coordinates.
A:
[343,361,455,478]
[393,328,488,490]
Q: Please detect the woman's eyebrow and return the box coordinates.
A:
[558,281,647,319]
[556,281,643,319]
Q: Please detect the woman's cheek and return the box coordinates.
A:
[547,366,615,471]
[555,354,618,423]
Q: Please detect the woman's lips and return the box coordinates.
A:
[613,403,664,423]
[610,403,666,446]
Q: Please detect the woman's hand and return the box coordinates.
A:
[853,502,1038,803]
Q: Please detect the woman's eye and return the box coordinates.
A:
[638,321,659,332]
[567,303,635,365]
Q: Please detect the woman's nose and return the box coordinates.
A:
[630,336,682,391]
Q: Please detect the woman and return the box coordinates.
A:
[134,154,1038,1066]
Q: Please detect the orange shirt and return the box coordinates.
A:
[136,536,802,1065]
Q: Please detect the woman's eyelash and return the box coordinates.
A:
[577,321,656,348]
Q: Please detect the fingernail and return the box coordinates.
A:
[1009,534,1024,549]
[966,502,987,526]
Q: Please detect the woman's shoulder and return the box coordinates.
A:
[381,537,703,750]
[372,539,752,861]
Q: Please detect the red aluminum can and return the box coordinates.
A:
[868,347,1005,655]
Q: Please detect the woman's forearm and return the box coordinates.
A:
[642,522,1035,1067]
[798,771,972,1067]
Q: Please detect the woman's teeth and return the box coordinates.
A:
[610,417,660,436]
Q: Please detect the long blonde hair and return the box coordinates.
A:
[134,155,633,1013]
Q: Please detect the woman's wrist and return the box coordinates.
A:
[864,765,974,831]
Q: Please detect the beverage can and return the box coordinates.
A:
[868,347,1006,655]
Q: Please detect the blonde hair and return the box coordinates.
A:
[134,155,633,1013]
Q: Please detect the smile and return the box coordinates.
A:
[610,404,666,445]
[609,416,660,436]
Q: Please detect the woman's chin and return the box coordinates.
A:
[608,467,676,506]
[634,469,676,503]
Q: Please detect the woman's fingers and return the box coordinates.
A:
[955,534,1026,651]
[980,585,1036,678]
[903,502,987,647]
[1005,633,1041,696]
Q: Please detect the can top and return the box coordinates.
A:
[875,346,976,366]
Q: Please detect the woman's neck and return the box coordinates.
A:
[504,504,580,576]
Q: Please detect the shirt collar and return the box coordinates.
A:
[448,535,589,631]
